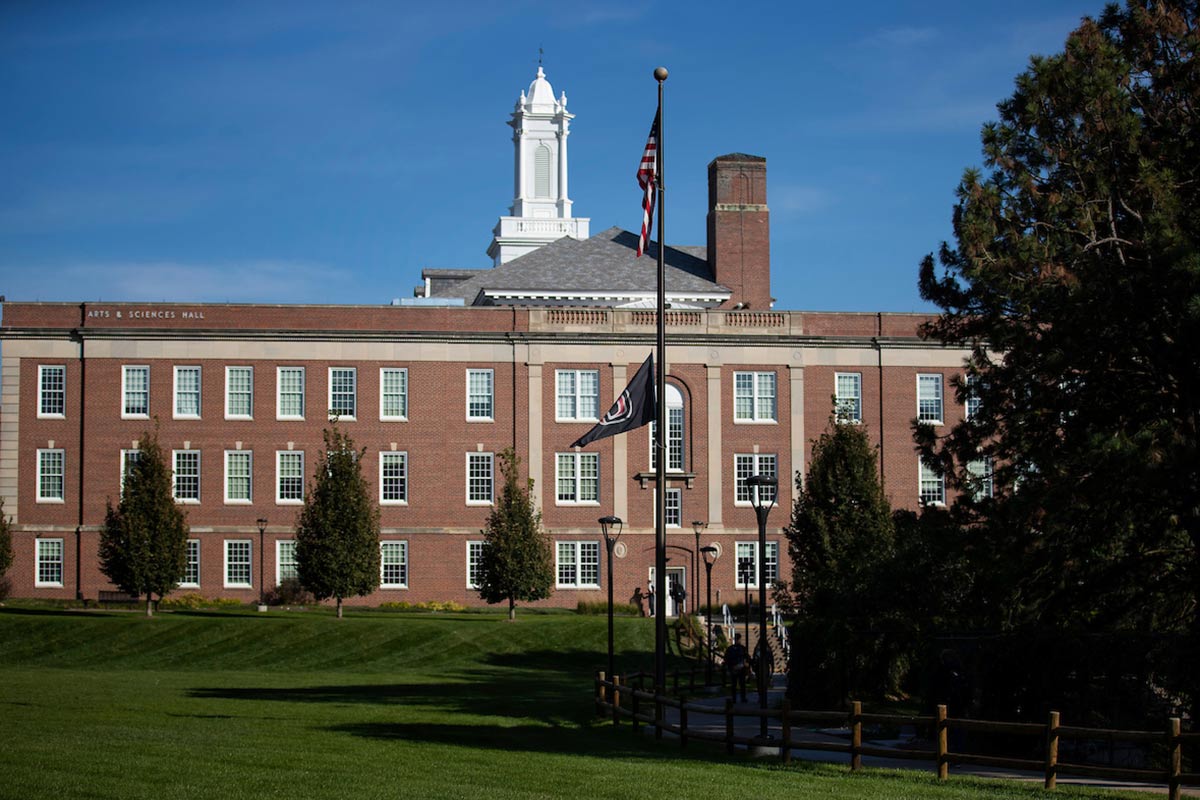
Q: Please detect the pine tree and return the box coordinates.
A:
[477,448,553,621]
[295,425,381,618]
[98,428,189,616]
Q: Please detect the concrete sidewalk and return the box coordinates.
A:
[631,675,1196,797]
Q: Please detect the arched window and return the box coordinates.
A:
[534,144,552,198]
[650,383,684,472]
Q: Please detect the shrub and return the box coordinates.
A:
[576,601,639,616]
[159,593,243,610]
[0,576,10,602]
[263,578,314,606]
[378,600,466,613]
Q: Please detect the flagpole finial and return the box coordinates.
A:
[654,66,668,82]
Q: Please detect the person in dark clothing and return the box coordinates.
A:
[724,632,750,702]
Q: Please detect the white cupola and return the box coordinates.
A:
[488,66,590,266]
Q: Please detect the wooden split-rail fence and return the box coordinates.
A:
[594,671,1199,800]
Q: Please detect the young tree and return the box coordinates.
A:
[785,416,897,705]
[0,497,14,600]
[477,448,553,621]
[917,0,1199,705]
[98,428,189,616]
[295,425,381,618]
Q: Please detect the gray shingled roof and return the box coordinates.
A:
[430,227,727,303]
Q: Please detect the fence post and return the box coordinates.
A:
[632,682,641,733]
[596,671,605,717]
[936,704,949,780]
[850,700,863,772]
[1168,717,1181,800]
[612,675,621,726]
[1044,710,1060,790]
[726,698,735,754]
[680,696,689,749]
[781,698,791,765]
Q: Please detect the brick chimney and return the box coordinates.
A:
[706,154,771,309]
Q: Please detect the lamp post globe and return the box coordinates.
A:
[745,473,777,738]
[700,544,718,686]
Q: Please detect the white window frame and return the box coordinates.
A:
[919,459,946,506]
[380,367,409,421]
[733,371,777,423]
[967,456,994,500]
[965,374,983,421]
[467,541,484,589]
[173,449,201,504]
[224,450,253,504]
[734,541,779,589]
[120,448,142,497]
[556,452,599,506]
[181,539,201,588]
[35,538,64,587]
[653,487,683,528]
[276,539,298,585]
[379,451,409,505]
[38,365,66,419]
[380,541,408,589]
[173,365,202,419]
[556,540,601,589]
[555,369,600,422]
[122,365,150,419]
[223,539,253,588]
[466,452,494,506]
[36,449,65,503]
[835,372,863,424]
[224,366,254,419]
[276,451,304,505]
[276,366,306,420]
[649,384,684,472]
[734,453,777,506]
[917,373,944,425]
[328,367,357,420]
[466,368,494,421]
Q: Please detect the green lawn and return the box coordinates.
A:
[0,606,1147,800]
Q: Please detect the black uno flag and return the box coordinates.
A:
[570,355,657,448]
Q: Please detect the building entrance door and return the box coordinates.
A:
[649,566,689,617]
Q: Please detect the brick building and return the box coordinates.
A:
[0,67,970,609]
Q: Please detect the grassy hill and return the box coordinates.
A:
[0,605,1145,800]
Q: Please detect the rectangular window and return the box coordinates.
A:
[37,449,65,503]
[181,539,201,587]
[835,372,862,424]
[329,367,357,419]
[122,365,150,418]
[734,541,780,588]
[380,451,408,504]
[276,451,304,504]
[965,374,982,421]
[380,541,408,588]
[556,541,600,588]
[224,451,252,503]
[555,369,600,421]
[380,368,409,420]
[38,365,66,418]
[224,540,252,588]
[173,450,201,503]
[556,452,599,505]
[467,368,494,421]
[649,406,684,472]
[35,538,64,587]
[664,487,681,528]
[917,374,944,424]
[174,366,201,418]
[734,453,777,505]
[225,366,253,419]
[919,460,946,506]
[120,449,142,497]
[967,456,994,500]
[277,367,305,420]
[276,540,298,584]
[734,371,777,422]
[467,541,484,589]
[467,452,494,505]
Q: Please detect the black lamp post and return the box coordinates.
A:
[700,544,718,686]
[599,515,623,686]
[739,556,752,646]
[691,520,706,616]
[256,517,268,606]
[746,473,778,738]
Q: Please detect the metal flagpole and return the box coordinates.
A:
[653,65,668,693]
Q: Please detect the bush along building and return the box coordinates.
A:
[0,67,970,609]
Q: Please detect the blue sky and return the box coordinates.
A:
[0,0,1104,313]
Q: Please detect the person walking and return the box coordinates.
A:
[724,632,750,702]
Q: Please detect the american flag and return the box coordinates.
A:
[636,111,660,258]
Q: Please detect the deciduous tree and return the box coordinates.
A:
[295,425,380,618]
[0,497,14,600]
[99,428,189,616]
[477,448,553,621]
